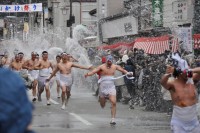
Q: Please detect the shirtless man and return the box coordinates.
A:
[47,52,91,110]
[2,52,11,68]
[18,52,26,64]
[23,52,39,102]
[34,51,53,105]
[161,65,200,133]
[85,55,131,125]
[54,55,61,98]
[10,54,23,74]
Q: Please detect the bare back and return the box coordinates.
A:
[168,79,197,107]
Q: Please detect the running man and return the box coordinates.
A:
[2,52,11,68]
[18,52,26,64]
[54,54,62,98]
[85,55,132,125]
[161,65,200,133]
[34,51,53,105]
[23,52,39,102]
[46,52,91,110]
[10,54,23,74]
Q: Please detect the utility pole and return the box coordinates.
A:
[80,0,82,24]
[29,0,32,35]
[70,0,72,38]
[138,0,141,31]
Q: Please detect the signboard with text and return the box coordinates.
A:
[152,0,163,27]
[178,27,193,52]
[0,3,42,12]
[172,0,188,21]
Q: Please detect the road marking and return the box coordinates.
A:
[69,113,93,126]
[50,98,59,105]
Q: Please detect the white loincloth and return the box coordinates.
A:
[37,76,53,89]
[98,76,116,98]
[3,64,9,68]
[39,68,50,77]
[28,70,38,80]
[56,71,60,81]
[97,73,134,84]
[59,74,73,87]
[171,104,200,133]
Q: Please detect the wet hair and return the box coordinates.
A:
[42,51,48,55]
[56,54,61,58]
[31,51,37,55]
[18,52,24,55]
[61,52,69,56]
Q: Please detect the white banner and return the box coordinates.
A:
[172,0,188,21]
[178,27,193,52]
[0,3,42,12]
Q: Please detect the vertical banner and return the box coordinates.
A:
[152,0,163,27]
[178,27,193,52]
[172,0,188,21]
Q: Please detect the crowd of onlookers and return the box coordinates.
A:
[91,48,200,115]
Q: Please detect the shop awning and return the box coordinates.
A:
[133,36,178,54]
[193,34,200,49]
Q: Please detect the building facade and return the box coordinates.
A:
[97,0,197,46]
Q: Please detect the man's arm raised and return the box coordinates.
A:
[72,63,91,70]
[160,65,174,90]
[85,66,101,78]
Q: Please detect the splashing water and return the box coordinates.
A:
[0,25,97,91]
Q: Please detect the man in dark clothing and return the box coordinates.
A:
[124,58,135,107]
[0,68,35,133]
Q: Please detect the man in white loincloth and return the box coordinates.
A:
[161,64,200,133]
[85,55,132,125]
[10,54,23,74]
[2,52,11,68]
[23,52,39,102]
[54,54,62,98]
[34,51,54,105]
[46,52,91,110]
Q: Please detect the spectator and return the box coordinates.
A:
[124,59,135,106]
[0,68,35,133]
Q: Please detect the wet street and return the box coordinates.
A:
[29,84,171,133]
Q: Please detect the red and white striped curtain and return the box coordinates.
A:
[133,36,169,54]
[133,36,178,54]
[193,34,200,49]
[171,38,179,52]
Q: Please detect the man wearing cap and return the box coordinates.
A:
[47,52,92,110]
[85,55,132,125]
[23,52,39,102]
[34,51,54,105]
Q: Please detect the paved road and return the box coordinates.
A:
[29,83,171,133]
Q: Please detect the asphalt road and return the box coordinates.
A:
[29,83,171,133]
